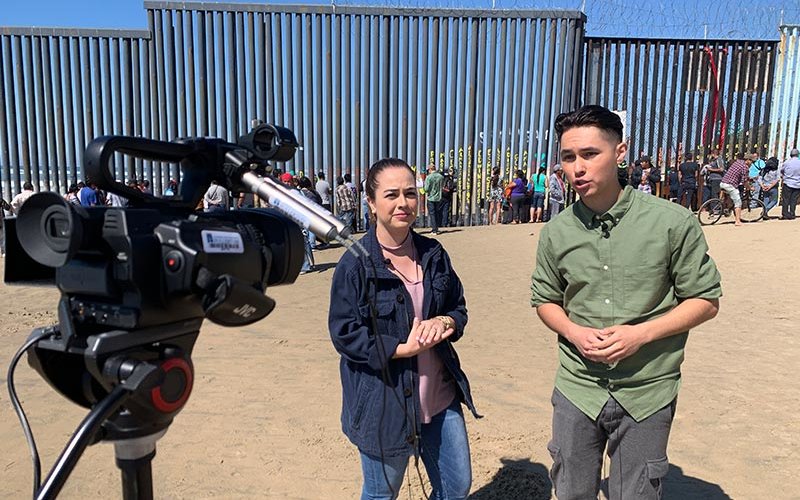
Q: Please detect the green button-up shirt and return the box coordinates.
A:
[424,171,444,202]
[531,186,721,421]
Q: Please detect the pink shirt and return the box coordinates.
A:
[404,280,457,424]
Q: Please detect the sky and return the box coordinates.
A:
[2,0,799,40]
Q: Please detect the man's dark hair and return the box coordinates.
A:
[336,176,345,185]
[317,171,325,180]
[685,152,694,161]
[344,173,352,183]
[554,105,623,143]
[23,181,34,190]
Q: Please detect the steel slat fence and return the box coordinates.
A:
[582,37,779,175]
[0,4,584,226]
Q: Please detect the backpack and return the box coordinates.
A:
[443,175,455,195]
[503,182,514,200]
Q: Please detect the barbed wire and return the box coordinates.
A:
[327,0,800,40]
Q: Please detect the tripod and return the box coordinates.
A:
[26,319,201,500]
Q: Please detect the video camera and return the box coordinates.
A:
[2,123,345,499]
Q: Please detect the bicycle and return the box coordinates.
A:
[697,186,765,225]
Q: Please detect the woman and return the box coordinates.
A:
[329,158,478,500]
[296,176,319,273]
[509,169,527,224]
[529,166,548,223]
[759,157,780,219]
[548,164,565,219]
[488,166,502,225]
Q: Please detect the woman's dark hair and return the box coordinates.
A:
[554,105,623,143]
[490,166,501,188]
[536,166,546,183]
[365,158,415,200]
[298,176,313,190]
[515,169,525,179]
[764,157,779,172]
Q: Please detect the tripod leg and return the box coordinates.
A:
[113,431,165,500]
[117,451,155,500]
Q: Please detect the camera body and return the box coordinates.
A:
[5,125,302,435]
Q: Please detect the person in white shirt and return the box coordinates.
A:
[10,182,36,214]
[315,171,332,212]
[203,180,229,213]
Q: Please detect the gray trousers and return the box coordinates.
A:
[548,388,676,500]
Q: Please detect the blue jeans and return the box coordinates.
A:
[338,209,355,232]
[763,188,779,215]
[362,197,370,231]
[359,400,471,500]
[441,197,452,227]
[301,229,315,272]
[427,200,442,233]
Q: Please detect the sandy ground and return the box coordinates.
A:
[1,216,799,499]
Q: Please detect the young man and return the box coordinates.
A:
[530,105,721,500]
[315,171,332,212]
[423,163,444,234]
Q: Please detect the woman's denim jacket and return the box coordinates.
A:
[328,228,479,457]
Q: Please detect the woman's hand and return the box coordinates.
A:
[393,317,454,358]
[416,316,454,346]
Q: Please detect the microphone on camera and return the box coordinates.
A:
[241,171,351,243]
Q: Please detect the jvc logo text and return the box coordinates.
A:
[233,304,257,318]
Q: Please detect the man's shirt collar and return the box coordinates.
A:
[573,185,635,232]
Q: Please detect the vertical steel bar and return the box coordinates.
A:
[549,19,569,166]
[16,36,31,185]
[0,37,10,200]
[749,43,765,155]
[76,37,89,178]
[738,46,755,154]
[111,38,123,179]
[760,43,777,157]
[405,16,417,168]
[52,37,68,190]
[181,11,196,136]
[629,42,641,160]
[342,14,352,175]
[132,39,143,179]
[640,41,652,156]
[666,42,679,164]
[122,38,134,181]
[256,12,266,123]
[197,11,208,135]
[175,10,187,140]
[218,11,229,141]
[236,12,247,135]
[332,13,342,171]
[246,12,256,126]
[40,37,57,191]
